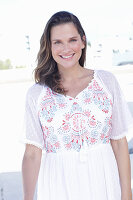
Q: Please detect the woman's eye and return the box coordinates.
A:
[70,39,77,42]
[54,41,60,44]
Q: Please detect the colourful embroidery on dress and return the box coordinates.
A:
[92,80,112,113]
[39,88,57,123]
[56,95,67,109]
[100,116,112,144]
[39,80,113,153]
[58,105,101,151]
[42,125,60,153]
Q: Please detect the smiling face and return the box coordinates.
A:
[50,23,85,70]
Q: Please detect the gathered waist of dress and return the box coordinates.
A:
[43,143,112,156]
[42,143,114,164]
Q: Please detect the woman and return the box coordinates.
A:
[21,11,133,200]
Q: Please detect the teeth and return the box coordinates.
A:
[61,54,73,59]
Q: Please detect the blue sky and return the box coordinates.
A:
[0,0,133,66]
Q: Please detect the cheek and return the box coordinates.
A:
[51,47,61,62]
[51,46,61,56]
[71,43,83,52]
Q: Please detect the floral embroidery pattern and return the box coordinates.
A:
[92,80,112,113]
[100,116,112,143]
[39,88,57,123]
[57,100,102,151]
[38,79,113,153]
[56,95,67,109]
[42,125,60,153]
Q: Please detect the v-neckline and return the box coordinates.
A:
[64,70,96,100]
[46,70,96,100]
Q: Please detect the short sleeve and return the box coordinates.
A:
[20,84,44,149]
[111,75,133,139]
[97,70,133,140]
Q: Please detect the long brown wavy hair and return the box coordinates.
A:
[34,11,87,94]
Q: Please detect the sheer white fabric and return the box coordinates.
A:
[97,70,133,139]
[20,83,44,149]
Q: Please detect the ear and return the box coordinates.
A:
[81,35,86,49]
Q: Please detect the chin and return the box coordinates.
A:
[58,61,79,69]
[59,64,76,69]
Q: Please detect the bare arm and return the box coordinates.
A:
[22,144,42,200]
[111,137,132,200]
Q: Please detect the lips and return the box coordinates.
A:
[60,53,75,59]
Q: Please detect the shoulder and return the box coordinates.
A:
[95,69,115,78]
[27,83,43,95]
[95,69,117,83]
[26,83,45,102]
[95,69,122,97]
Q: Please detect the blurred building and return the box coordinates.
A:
[90,36,133,67]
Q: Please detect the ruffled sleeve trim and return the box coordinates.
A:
[110,123,133,140]
[20,139,44,150]
[110,133,126,140]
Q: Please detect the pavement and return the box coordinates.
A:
[0,67,133,199]
[0,172,37,200]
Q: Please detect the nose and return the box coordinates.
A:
[62,43,71,53]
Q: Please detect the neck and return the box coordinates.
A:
[58,64,84,82]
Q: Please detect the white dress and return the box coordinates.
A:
[21,70,133,200]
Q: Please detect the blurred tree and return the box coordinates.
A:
[0,59,26,70]
[0,59,13,70]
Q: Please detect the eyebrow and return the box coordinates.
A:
[51,36,78,42]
